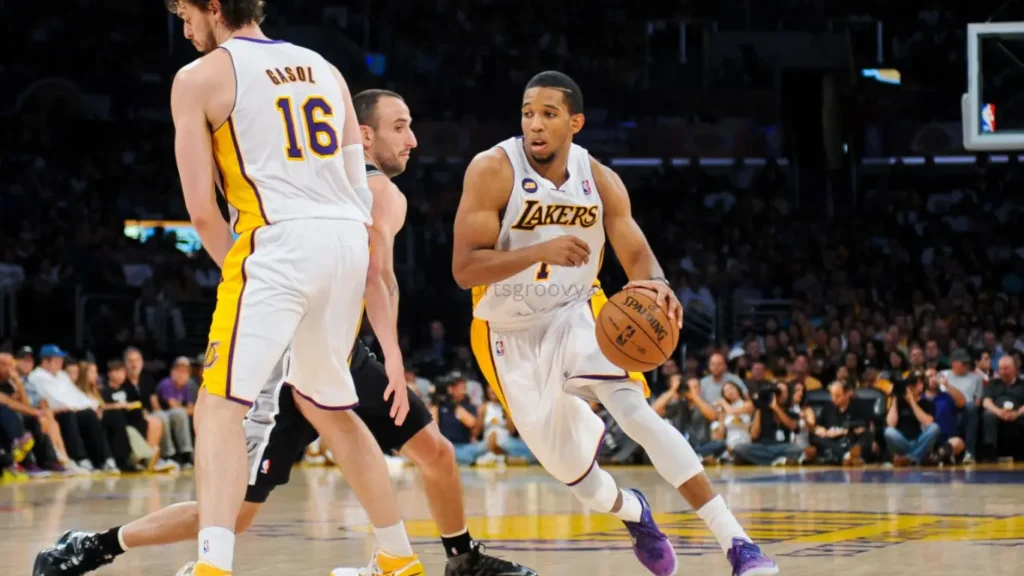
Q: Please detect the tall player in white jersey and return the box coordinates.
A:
[166,1,417,575]
[453,71,780,576]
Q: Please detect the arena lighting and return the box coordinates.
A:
[414,156,1018,166]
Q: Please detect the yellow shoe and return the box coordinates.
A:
[330,549,425,576]
[176,561,232,576]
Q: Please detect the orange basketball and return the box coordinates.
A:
[596,288,679,373]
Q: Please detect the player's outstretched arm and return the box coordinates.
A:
[452,150,590,289]
[171,58,235,269]
[364,176,411,424]
[592,158,682,327]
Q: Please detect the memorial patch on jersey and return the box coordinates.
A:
[521,178,539,194]
[510,199,599,231]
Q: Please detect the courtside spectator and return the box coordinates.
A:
[126,347,193,467]
[713,381,753,462]
[700,352,748,403]
[813,382,876,465]
[652,374,725,461]
[14,347,34,380]
[0,352,63,474]
[981,356,1024,461]
[787,354,823,391]
[940,349,983,463]
[25,345,119,473]
[789,382,817,453]
[106,360,176,471]
[884,373,942,467]
[157,357,197,418]
[76,360,136,471]
[734,382,809,466]
[923,369,967,465]
[475,387,535,466]
[0,353,75,472]
[431,373,485,465]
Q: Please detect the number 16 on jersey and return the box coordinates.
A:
[275,96,339,161]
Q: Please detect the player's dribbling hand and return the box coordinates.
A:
[383,358,410,426]
[623,279,684,329]
[537,235,591,267]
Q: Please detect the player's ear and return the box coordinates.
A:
[570,113,585,135]
[207,0,222,18]
[360,124,373,148]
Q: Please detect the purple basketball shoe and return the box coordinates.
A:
[727,537,779,576]
[621,489,677,576]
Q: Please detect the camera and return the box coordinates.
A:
[754,383,779,410]
[430,371,463,407]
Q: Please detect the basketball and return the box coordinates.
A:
[596,288,679,372]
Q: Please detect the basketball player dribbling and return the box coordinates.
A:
[452,71,779,576]
[33,90,535,576]
[158,1,419,575]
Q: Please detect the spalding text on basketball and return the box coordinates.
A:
[511,200,599,231]
[623,296,669,342]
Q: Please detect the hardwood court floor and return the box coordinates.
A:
[4,463,1024,575]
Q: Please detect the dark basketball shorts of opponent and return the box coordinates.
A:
[243,342,433,503]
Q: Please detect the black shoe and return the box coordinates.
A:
[444,541,538,576]
[33,530,115,575]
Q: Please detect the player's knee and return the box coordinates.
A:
[949,437,965,455]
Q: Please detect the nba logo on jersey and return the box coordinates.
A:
[521,178,538,194]
[495,341,505,356]
[982,103,996,133]
[582,179,592,195]
[261,459,271,475]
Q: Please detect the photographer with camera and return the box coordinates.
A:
[652,374,726,461]
[733,382,808,466]
[813,381,876,466]
[884,372,942,466]
[429,372,486,465]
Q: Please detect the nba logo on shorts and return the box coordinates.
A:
[261,459,271,475]
[495,341,505,356]
[982,103,996,133]
[521,178,538,194]
[582,179,592,195]
[202,540,210,554]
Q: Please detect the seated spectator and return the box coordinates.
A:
[700,352,749,403]
[884,372,941,467]
[981,356,1024,460]
[974,350,992,384]
[652,374,726,462]
[0,352,63,475]
[788,354,823,391]
[713,381,754,461]
[157,357,197,418]
[24,345,119,473]
[76,360,136,472]
[814,381,876,465]
[0,352,75,472]
[789,381,816,452]
[940,349,983,463]
[126,348,193,467]
[105,360,176,471]
[923,369,967,464]
[475,387,535,466]
[733,382,810,466]
[430,374,485,465]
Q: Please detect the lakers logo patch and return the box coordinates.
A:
[522,178,538,194]
[204,341,220,368]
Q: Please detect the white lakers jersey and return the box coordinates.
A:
[212,37,371,234]
[472,137,605,328]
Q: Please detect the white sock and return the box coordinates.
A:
[197,527,235,571]
[375,521,414,558]
[117,527,130,552]
[613,489,643,523]
[696,495,750,553]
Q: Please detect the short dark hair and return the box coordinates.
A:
[107,359,126,372]
[524,71,583,114]
[353,89,404,129]
[166,0,264,30]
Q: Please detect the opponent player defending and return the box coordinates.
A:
[453,71,779,576]
[33,90,534,576]
[163,2,416,574]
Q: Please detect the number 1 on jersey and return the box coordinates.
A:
[275,95,339,161]
[535,262,551,281]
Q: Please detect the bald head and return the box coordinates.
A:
[998,355,1018,383]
